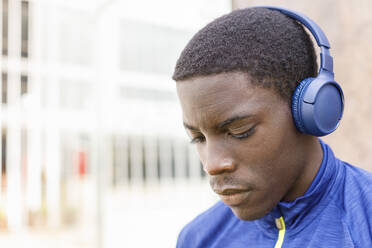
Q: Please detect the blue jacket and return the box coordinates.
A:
[176,141,372,248]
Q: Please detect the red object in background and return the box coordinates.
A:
[77,151,87,178]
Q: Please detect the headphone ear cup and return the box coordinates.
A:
[291,78,314,133]
[292,76,344,136]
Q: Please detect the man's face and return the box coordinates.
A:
[176,72,307,220]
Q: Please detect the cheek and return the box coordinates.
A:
[236,122,299,189]
[195,143,206,160]
[252,111,297,165]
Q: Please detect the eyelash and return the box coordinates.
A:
[190,137,204,144]
[230,126,256,139]
[189,126,256,144]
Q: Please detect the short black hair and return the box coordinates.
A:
[172,7,318,103]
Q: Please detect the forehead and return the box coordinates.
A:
[176,72,283,129]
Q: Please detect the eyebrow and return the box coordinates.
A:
[183,122,199,131]
[183,114,253,131]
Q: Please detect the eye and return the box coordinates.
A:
[228,126,256,140]
[190,135,205,144]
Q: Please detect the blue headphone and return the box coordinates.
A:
[256,6,344,136]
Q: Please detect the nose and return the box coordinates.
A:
[202,141,236,176]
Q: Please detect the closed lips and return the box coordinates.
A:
[215,189,252,206]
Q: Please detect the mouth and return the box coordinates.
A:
[214,188,252,206]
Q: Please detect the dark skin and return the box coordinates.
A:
[176,71,323,221]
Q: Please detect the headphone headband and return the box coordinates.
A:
[253,6,344,136]
[255,6,334,74]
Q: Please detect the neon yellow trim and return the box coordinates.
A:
[274,216,286,248]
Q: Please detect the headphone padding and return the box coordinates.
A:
[291,77,314,133]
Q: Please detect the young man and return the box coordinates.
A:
[172,7,372,248]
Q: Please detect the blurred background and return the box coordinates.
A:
[0,0,370,247]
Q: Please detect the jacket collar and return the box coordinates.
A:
[254,139,340,236]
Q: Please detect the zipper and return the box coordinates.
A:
[274,216,286,248]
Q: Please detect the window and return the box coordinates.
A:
[120,19,193,75]
[58,8,93,65]
[21,0,29,58]
[120,86,176,102]
[21,74,27,95]
[59,80,92,110]
[2,0,8,56]
[1,128,6,180]
[1,72,7,104]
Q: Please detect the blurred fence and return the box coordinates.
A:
[0,0,229,247]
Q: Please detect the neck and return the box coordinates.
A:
[282,136,323,202]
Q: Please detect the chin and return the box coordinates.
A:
[230,205,271,221]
